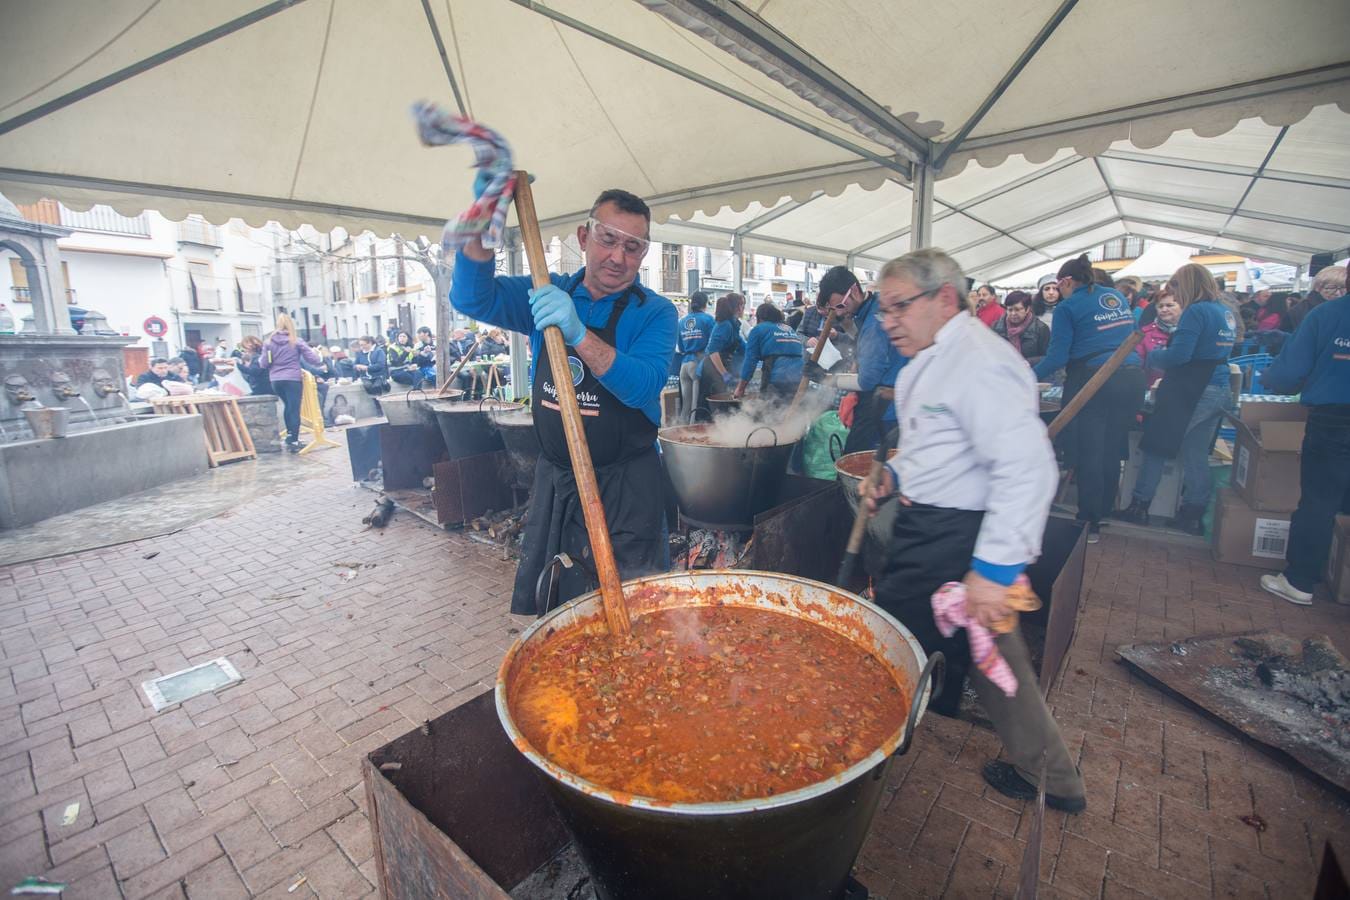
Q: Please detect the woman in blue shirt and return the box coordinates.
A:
[1033,255,1145,543]
[676,291,715,423]
[695,292,746,420]
[734,302,805,403]
[1117,265,1236,533]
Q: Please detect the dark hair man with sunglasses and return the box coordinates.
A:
[452,187,677,615]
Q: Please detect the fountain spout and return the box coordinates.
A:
[50,371,81,401]
[91,369,123,399]
[4,375,35,405]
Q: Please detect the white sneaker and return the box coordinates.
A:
[1260,573,1313,606]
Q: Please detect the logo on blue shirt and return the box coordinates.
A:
[1098,293,1124,312]
[567,356,585,386]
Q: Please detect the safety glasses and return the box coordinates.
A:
[586,217,650,259]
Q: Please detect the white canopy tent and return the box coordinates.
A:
[2,0,1348,285]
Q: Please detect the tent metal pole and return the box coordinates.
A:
[732,234,744,294]
[1123,216,1323,256]
[1110,189,1350,235]
[734,192,824,235]
[931,0,1080,171]
[639,0,930,163]
[0,0,307,137]
[507,0,912,177]
[910,164,936,250]
[1099,151,1350,190]
[419,0,468,117]
[1209,127,1289,251]
[506,233,528,401]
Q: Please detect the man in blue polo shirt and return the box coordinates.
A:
[451,187,677,614]
[817,266,909,454]
[1257,265,1350,606]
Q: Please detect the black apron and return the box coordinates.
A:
[875,500,983,717]
[510,277,665,614]
[1061,352,1137,465]
[1139,358,1222,458]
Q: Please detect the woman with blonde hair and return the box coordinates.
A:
[260,313,320,452]
[1116,264,1237,532]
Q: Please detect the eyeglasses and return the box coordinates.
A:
[587,217,650,259]
[879,288,934,318]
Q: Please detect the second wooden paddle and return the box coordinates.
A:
[512,171,630,637]
[785,310,837,417]
[1046,330,1143,440]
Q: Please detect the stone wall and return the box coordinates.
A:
[0,415,207,528]
[0,334,132,425]
[236,394,282,453]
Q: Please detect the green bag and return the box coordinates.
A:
[802,411,849,480]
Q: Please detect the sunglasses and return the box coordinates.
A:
[586,217,650,259]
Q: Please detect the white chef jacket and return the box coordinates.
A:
[887,313,1058,578]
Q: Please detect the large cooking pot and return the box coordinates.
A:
[658,423,797,530]
[497,570,942,900]
[378,387,461,427]
[834,449,899,551]
[705,392,741,419]
[426,397,511,459]
[489,404,540,491]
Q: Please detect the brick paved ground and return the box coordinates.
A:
[1,444,1347,898]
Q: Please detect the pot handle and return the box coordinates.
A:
[894,651,944,757]
[406,385,428,402]
[746,425,779,448]
[828,431,844,461]
[534,553,574,618]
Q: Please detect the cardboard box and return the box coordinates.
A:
[1212,487,1291,570]
[1325,514,1350,604]
[1230,414,1305,512]
[1235,395,1307,428]
[1117,431,1182,520]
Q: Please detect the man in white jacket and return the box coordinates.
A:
[867,248,1086,813]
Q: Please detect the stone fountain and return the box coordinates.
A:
[0,194,207,528]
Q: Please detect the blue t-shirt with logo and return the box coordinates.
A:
[1147,299,1236,387]
[741,322,805,385]
[1033,284,1140,380]
[699,319,745,380]
[677,312,715,364]
[1262,295,1350,406]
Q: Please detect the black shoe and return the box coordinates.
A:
[1114,499,1150,527]
[1086,522,1101,544]
[982,761,1086,813]
[1170,503,1205,536]
[285,442,300,454]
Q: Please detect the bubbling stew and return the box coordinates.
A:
[508,605,908,803]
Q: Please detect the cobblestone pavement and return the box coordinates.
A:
[1,444,1347,898]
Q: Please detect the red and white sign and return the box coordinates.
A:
[143,316,168,338]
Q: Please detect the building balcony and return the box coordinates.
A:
[177,219,222,247]
[10,287,77,304]
[60,205,151,237]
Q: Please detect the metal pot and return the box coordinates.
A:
[497,569,942,900]
[834,449,899,548]
[658,423,797,530]
[378,387,460,427]
[705,392,741,419]
[426,397,510,459]
[23,406,70,439]
[490,405,540,491]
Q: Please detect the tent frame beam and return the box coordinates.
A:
[985,233,1127,283]
[952,63,1350,155]
[1112,189,1350,235]
[419,0,468,117]
[643,0,930,163]
[1122,215,1324,256]
[946,190,1113,256]
[1099,150,1350,190]
[1210,126,1288,250]
[931,0,1080,170]
[733,192,823,235]
[970,215,1121,276]
[0,0,308,138]
[508,0,911,177]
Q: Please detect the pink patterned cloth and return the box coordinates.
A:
[930,579,1026,697]
[412,103,518,252]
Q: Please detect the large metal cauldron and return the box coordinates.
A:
[426,397,511,459]
[835,449,899,547]
[658,423,797,530]
[489,404,540,491]
[705,392,741,419]
[496,570,941,900]
[378,388,461,427]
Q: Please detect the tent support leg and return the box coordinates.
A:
[732,234,744,294]
[911,164,936,251]
[506,234,528,401]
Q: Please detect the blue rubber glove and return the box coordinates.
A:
[530,285,586,346]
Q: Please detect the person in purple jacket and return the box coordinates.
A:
[258,313,320,452]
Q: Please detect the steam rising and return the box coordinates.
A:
[666,386,838,447]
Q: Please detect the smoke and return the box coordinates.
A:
[673,384,838,447]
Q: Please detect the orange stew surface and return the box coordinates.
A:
[508,605,907,803]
